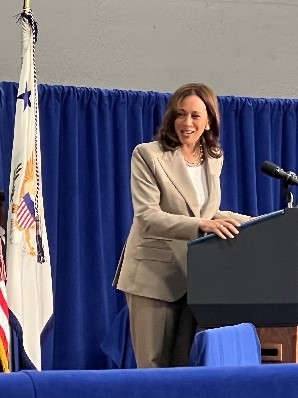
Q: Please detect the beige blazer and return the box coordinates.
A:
[114,141,249,302]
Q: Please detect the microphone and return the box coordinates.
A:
[261,161,298,186]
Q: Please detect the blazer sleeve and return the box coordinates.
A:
[131,145,200,241]
[214,209,251,223]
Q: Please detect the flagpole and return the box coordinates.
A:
[23,0,30,9]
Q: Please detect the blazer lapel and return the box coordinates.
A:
[156,148,201,216]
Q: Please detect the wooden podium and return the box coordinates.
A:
[187,208,298,363]
[257,327,298,363]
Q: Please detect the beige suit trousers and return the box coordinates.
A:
[126,293,197,368]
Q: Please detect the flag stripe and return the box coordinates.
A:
[0,327,8,354]
[0,280,9,372]
[0,285,9,319]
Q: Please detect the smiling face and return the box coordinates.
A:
[174,95,209,149]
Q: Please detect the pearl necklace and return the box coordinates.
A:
[183,145,204,167]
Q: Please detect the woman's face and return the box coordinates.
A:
[174,95,209,147]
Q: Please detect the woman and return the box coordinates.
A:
[113,83,250,368]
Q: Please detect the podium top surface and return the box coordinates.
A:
[188,209,284,247]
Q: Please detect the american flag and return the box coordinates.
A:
[0,238,9,372]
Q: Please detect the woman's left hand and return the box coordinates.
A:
[198,218,241,239]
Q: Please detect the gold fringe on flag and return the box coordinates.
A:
[0,340,9,373]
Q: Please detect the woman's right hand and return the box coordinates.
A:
[199,218,241,239]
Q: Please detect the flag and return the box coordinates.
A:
[0,236,9,372]
[6,6,53,370]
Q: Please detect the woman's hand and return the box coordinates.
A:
[198,218,241,239]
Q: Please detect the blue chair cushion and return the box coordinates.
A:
[189,323,261,366]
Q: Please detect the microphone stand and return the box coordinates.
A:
[282,179,293,208]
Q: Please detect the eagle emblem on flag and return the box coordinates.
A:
[10,153,40,258]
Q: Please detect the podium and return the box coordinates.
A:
[187,208,298,362]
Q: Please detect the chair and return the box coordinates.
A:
[189,323,261,366]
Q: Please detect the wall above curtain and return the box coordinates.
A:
[0,82,297,370]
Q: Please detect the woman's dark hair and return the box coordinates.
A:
[155,83,222,158]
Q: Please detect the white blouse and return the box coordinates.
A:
[186,163,209,207]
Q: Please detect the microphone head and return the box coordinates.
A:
[261,160,298,187]
[261,161,280,178]
[261,161,288,179]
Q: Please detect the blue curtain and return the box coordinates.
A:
[219,97,298,213]
[0,81,298,370]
